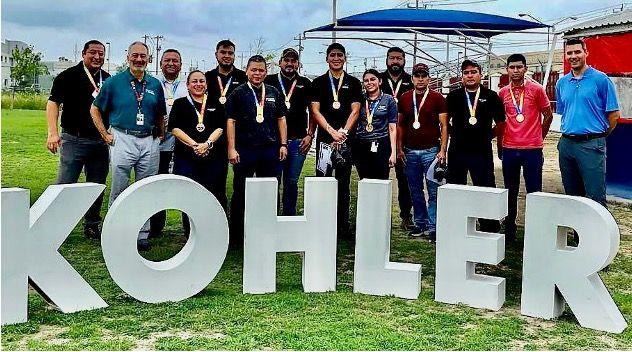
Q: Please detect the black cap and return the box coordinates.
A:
[281,48,299,59]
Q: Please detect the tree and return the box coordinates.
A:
[10,46,48,91]
[249,37,277,70]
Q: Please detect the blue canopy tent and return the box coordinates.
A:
[302,8,551,85]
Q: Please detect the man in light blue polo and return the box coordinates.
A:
[91,41,166,251]
[556,38,620,207]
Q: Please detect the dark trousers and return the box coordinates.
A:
[395,161,413,220]
[230,145,280,249]
[501,148,543,233]
[558,136,607,206]
[57,133,109,230]
[315,139,353,236]
[174,155,228,235]
[447,147,500,232]
[280,139,307,216]
[351,136,391,180]
[150,151,173,235]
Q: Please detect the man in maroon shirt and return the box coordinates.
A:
[397,63,448,243]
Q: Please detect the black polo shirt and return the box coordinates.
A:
[205,66,247,106]
[264,73,311,140]
[310,71,363,144]
[380,70,413,101]
[446,85,505,153]
[48,62,111,139]
[225,83,287,149]
[168,96,227,161]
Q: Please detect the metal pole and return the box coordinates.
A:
[446,35,450,78]
[106,42,111,73]
[413,0,419,65]
[543,31,558,94]
[332,0,337,44]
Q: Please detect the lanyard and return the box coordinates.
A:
[388,78,402,97]
[412,88,430,124]
[365,93,383,126]
[217,76,232,98]
[278,73,297,103]
[328,71,345,102]
[130,80,147,113]
[247,82,265,109]
[162,79,180,100]
[509,83,525,115]
[83,65,102,92]
[465,87,481,118]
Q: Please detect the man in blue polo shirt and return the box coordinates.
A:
[556,38,620,207]
[91,41,166,251]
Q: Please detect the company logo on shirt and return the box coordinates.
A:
[207,108,216,112]
[265,97,276,102]
[342,85,349,89]
[377,105,387,112]
[146,89,156,95]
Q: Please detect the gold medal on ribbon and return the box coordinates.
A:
[413,88,430,131]
[469,116,478,125]
[329,71,344,111]
[166,98,174,106]
[413,121,421,129]
[332,101,341,109]
[256,106,264,123]
[217,76,232,105]
[192,93,208,132]
[248,82,266,123]
[516,113,525,123]
[196,123,205,132]
[509,83,526,124]
[219,96,227,105]
[465,87,481,127]
[285,101,291,110]
[366,124,374,132]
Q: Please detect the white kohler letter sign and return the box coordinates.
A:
[0,176,627,333]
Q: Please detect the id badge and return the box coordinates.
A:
[136,113,144,126]
[370,141,378,153]
[92,90,98,98]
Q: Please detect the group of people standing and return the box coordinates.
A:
[46,37,620,251]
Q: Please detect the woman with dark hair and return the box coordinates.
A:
[352,68,397,179]
[169,70,228,234]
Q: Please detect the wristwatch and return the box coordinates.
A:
[280,143,288,148]
[339,128,349,135]
[206,140,214,148]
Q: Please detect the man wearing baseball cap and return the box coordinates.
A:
[265,48,314,215]
[397,63,448,243]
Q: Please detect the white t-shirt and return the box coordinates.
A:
[159,75,189,152]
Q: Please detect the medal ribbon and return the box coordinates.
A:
[388,78,403,97]
[365,93,383,127]
[83,64,102,92]
[130,80,147,113]
[163,80,179,100]
[187,94,208,127]
[247,82,265,113]
[509,84,525,116]
[217,76,233,99]
[465,87,481,118]
[412,88,430,124]
[328,71,345,103]
[278,73,297,105]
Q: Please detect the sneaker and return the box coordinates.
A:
[409,226,424,238]
[84,226,100,240]
[137,238,151,251]
[428,230,436,243]
[400,217,414,230]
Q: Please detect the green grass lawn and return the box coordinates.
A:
[1,109,631,350]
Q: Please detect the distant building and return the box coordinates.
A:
[489,49,563,75]
[1,39,30,90]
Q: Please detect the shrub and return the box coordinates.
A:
[1,92,48,110]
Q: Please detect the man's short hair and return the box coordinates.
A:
[216,39,236,51]
[564,38,586,51]
[247,55,266,68]
[82,40,105,54]
[386,46,405,57]
[461,59,481,73]
[161,49,181,61]
[326,43,346,56]
[127,41,149,54]
[506,53,527,67]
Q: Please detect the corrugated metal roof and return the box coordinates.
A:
[564,10,632,36]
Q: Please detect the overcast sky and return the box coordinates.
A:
[1,0,628,75]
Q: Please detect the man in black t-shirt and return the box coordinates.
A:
[264,48,314,216]
[205,39,247,107]
[46,40,111,240]
[446,59,506,232]
[310,43,363,239]
[380,46,414,230]
[226,55,288,249]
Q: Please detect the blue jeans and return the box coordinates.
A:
[404,146,439,232]
[558,136,607,206]
[280,139,307,216]
[501,148,543,232]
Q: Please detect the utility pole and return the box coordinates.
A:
[332,0,337,43]
[73,43,78,62]
[413,0,419,65]
[296,35,304,74]
[154,35,164,75]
